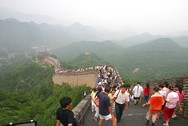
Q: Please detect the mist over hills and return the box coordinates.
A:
[0,8,64,25]
[0,16,188,81]
[173,36,188,48]
[51,40,124,61]
[0,5,188,126]
[115,32,188,48]
[115,32,159,47]
[0,18,104,50]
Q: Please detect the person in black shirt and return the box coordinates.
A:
[56,97,77,126]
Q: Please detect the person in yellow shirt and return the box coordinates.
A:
[108,88,116,113]
[90,87,97,112]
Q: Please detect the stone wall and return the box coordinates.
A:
[183,79,188,118]
[72,95,91,123]
[53,71,98,87]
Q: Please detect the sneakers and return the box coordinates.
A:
[172,114,177,119]
[145,120,149,125]
[93,116,98,122]
[163,123,169,126]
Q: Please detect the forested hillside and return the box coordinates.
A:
[51,40,124,61]
[1,18,188,82]
[0,61,90,126]
[116,38,188,81]
[62,52,109,69]
[51,38,188,82]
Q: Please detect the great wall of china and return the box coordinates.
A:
[41,55,188,118]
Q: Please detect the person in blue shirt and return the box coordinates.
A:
[97,85,117,126]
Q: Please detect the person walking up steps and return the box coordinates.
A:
[143,82,150,104]
[114,84,129,122]
[172,84,184,118]
[93,86,102,122]
[97,85,117,126]
[91,87,97,112]
[163,86,182,126]
[108,88,116,114]
[132,82,144,105]
[143,86,164,126]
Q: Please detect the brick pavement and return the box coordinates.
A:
[80,102,188,126]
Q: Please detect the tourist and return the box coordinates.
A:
[143,82,151,103]
[56,97,77,126]
[132,82,144,105]
[143,86,164,126]
[93,86,102,121]
[90,87,98,112]
[172,84,184,118]
[108,88,116,113]
[97,85,117,126]
[163,86,182,126]
[114,85,129,122]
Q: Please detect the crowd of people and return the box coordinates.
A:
[55,65,185,126]
[90,80,184,126]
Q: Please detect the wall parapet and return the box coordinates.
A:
[182,79,188,118]
[72,95,91,124]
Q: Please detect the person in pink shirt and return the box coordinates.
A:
[163,86,182,126]
[162,81,169,110]
[172,84,184,118]
[163,81,169,95]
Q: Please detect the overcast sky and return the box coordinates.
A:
[0,0,188,34]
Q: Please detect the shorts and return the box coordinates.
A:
[134,96,140,99]
[164,106,174,121]
[99,114,112,120]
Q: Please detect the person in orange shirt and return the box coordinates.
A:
[143,86,164,126]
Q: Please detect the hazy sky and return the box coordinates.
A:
[0,0,188,34]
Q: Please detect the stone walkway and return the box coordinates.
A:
[80,102,188,126]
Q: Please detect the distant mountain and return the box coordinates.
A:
[0,18,70,51]
[1,16,188,81]
[64,52,108,68]
[51,38,188,81]
[115,32,160,47]
[126,38,180,51]
[0,8,64,25]
[50,40,124,61]
[66,22,104,41]
[116,38,188,81]
[0,18,105,52]
[115,32,188,49]
[172,36,188,48]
